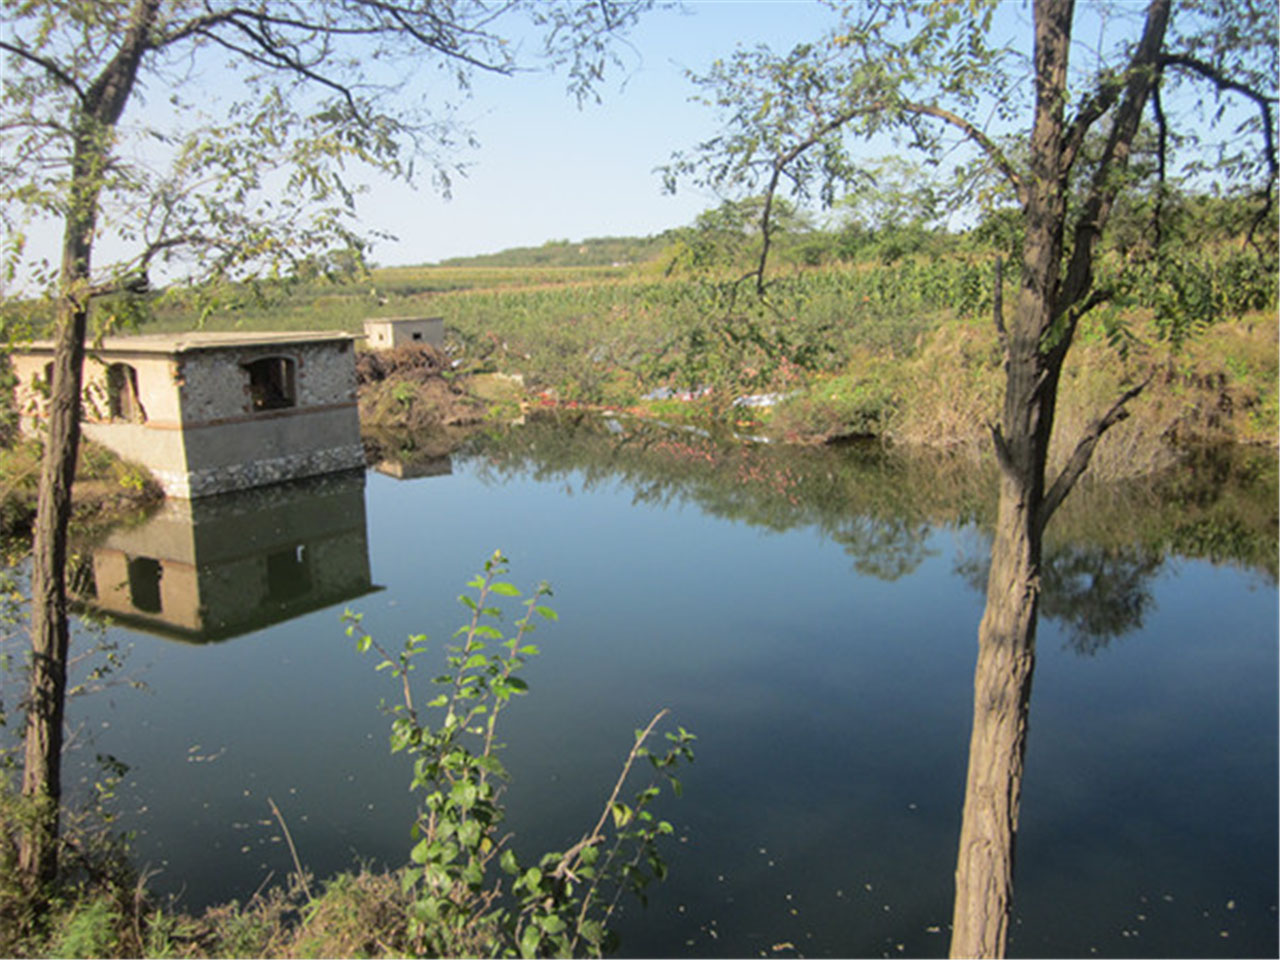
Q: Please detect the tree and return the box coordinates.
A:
[664,1,1277,955]
[1,0,652,889]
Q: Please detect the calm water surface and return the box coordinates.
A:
[60,418,1278,957]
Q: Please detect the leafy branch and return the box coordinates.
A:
[344,551,692,957]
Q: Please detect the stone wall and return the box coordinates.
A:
[177,340,357,422]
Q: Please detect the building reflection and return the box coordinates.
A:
[371,452,452,480]
[75,469,378,643]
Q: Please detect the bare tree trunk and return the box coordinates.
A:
[949,1,1170,953]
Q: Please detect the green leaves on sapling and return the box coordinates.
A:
[348,552,693,957]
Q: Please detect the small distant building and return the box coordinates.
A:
[363,316,444,350]
[10,331,364,498]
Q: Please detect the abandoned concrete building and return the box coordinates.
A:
[74,471,377,643]
[11,331,364,498]
[362,316,444,350]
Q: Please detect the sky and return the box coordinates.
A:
[358,0,859,266]
[7,0,1252,283]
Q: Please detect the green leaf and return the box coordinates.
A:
[534,605,558,621]
[356,634,371,653]
[519,923,541,959]
[540,914,566,935]
[500,848,520,875]
[490,581,521,597]
[611,802,634,828]
[410,837,430,864]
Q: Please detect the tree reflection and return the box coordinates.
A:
[457,413,1276,591]
[957,541,1163,655]
[830,514,932,581]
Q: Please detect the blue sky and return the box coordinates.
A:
[9,0,1253,282]
[360,0,859,266]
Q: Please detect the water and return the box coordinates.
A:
[54,417,1278,957]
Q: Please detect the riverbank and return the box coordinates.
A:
[360,308,1278,485]
[0,438,162,546]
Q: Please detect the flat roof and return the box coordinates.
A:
[15,331,355,355]
[363,316,443,324]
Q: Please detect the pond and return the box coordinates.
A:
[51,415,1279,958]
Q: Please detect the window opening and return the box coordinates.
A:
[267,544,311,601]
[107,363,145,421]
[246,357,297,411]
[127,557,163,613]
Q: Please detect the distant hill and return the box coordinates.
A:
[435,234,670,268]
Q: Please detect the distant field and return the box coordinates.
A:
[141,262,652,335]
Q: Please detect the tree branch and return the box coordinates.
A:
[1061,70,1128,173]
[747,89,1027,291]
[1150,79,1169,253]
[1160,53,1279,181]
[1160,52,1279,257]
[0,40,85,100]
[992,256,1008,362]
[1037,374,1152,532]
[989,421,1016,480]
[193,25,364,120]
[898,100,1027,205]
[1057,0,1170,331]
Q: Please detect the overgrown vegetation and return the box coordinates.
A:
[0,438,161,543]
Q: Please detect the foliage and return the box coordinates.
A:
[345,552,693,957]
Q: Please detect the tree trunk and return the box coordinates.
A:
[19,165,97,884]
[19,294,89,886]
[17,0,158,888]
[949,3,1070,952]
[948,1,1171,953]
[948,480,1044,957]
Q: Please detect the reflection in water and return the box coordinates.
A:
[373,452,453,480]
[957,541,1164,654]
[461,412,1276,596]
[74,470,378,643]
[65,415,1277,958]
